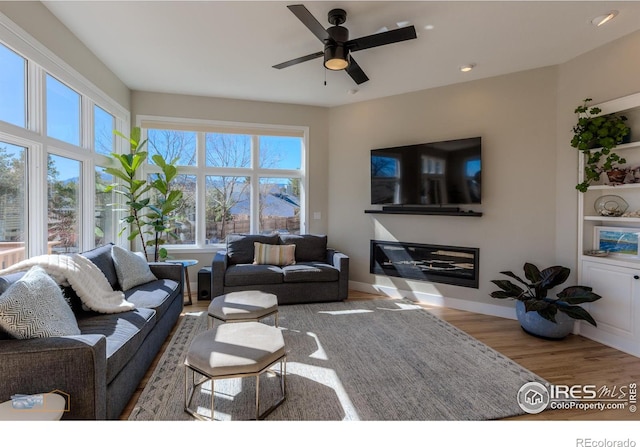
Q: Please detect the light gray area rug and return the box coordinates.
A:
[129,299,544,421]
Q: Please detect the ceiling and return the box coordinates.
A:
[42,1,640,108]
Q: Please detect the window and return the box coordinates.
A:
[206,133,251,168]
[0,43,26,128]
[258,177,300,234]
[141,119,307,247]
[147,129,196,166]
[46,74,82,146]
[0,142,26,268]
[206,175,251,242]
[94,105,115,156]
[47,155,81,253]
[259,135,302,170]
[148,173,197,246]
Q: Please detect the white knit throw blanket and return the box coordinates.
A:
[0,254,134,314]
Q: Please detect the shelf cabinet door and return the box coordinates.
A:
[580,260,640,356]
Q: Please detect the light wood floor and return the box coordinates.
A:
[120,290,640,421]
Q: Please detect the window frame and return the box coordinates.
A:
[0,13,130,259]
[138,115,309,252]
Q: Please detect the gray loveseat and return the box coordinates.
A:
[0,243,183,420]
[212,234,349,304]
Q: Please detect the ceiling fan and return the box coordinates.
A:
[273,4,417,85]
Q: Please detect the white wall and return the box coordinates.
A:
[328,67,559,316]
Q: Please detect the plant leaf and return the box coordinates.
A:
[556,286,602,304]
[523,263,541,283]
[559,305,598,327]
[491,280,525,297]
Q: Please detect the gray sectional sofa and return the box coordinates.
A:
[211,233,349,304]
[0,243,183,420]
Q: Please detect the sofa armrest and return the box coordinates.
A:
[327,249,349,300]
[0,334,107,419]
[148,262,183,283]
[211,250,228,298]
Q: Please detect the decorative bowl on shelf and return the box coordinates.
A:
[584,249,609,257]
[594,195,629,217]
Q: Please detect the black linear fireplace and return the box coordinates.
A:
[370,240,479,288]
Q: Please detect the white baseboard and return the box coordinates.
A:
[349,280,517,321]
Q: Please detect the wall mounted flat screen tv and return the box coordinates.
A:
[370,137,481,206]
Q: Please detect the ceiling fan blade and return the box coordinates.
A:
[346,26,417,52]
[273,51,324,69]
[287,4,331,43]
[345,55,369,85]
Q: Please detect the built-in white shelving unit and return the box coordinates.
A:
[577,92,640,357]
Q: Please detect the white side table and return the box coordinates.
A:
[0,392,66,421]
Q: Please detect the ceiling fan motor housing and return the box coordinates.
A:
[324,24,349,69]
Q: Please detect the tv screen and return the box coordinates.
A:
[370,137,481,206]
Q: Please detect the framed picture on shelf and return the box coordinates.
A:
[593,226,640,257]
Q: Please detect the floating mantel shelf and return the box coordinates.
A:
[364,209,483,217]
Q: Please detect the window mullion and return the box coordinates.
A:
[196,132,206,247]
[26,62,43,135]
[27,142,47,257]
[250,135,260,234]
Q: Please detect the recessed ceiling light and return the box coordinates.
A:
[460,64,476,73]
[591,10,618,27]
[424,24,435,30]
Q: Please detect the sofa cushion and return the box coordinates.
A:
[282,262,340,283]
[226,234,279,265]
[81,243,119,290]
[225,264,284,287]
[0,266,80,339]
[111,246,157,291]
[76,307,156,384]
[253,242,296,266]
[279,234,327,262]
[125,278,180,321]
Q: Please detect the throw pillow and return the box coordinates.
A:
[279,234,328,262]
[0,266,80,339]
[253,242,296,266]
[111,245,157,291]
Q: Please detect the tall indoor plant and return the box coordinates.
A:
[105,127,182,261]
[490,262,602,339]
[571,98,630,192]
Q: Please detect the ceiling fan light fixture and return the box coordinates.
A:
[324,45,349,70]
[591,10,618,27]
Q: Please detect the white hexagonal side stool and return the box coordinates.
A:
[184,322,286,421]
[208,291,279,328]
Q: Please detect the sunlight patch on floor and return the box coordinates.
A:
[377,303,422,311]
[287,361,360,421]
[318,309,375,315]
[305,331,328,360]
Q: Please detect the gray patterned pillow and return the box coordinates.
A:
[0,266,80,339]
[111,245,157,291]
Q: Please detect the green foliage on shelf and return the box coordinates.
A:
[571,98,630,193]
